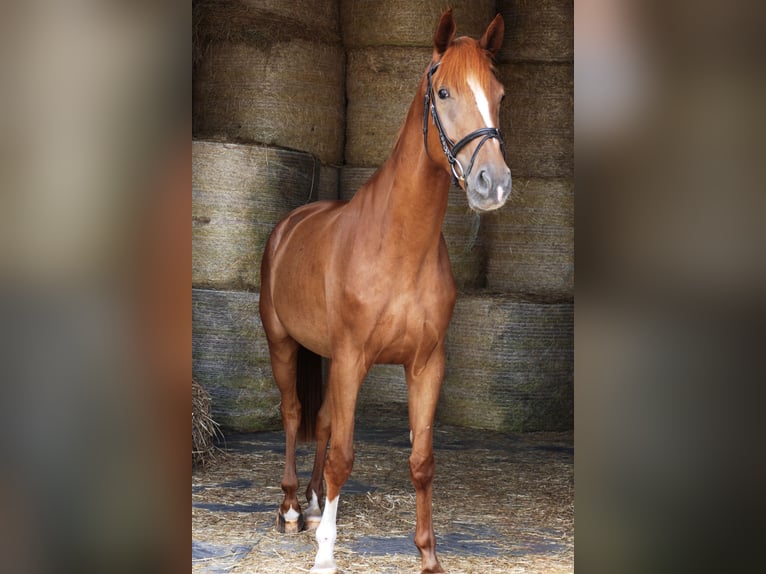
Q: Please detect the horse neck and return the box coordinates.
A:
[358,77,451,260]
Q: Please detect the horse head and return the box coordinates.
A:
[425,9,511,212]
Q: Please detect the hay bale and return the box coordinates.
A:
[339,166,375,202]
[496,0,574,63]
[442,185,485,290]
[499,62,573,178]
[193,2,345,164]
[482,178,574,297]
[317,163,340,202]
[345,47,432,166]
[192,288,281,433]
[341,0,496,48]
[193,140,333,291]
[438,294,573,432]
[194,0,340,42]
[340,166,485,289]
[356,364,408,417]
[193,379,222,467]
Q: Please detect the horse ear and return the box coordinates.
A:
[479,14,505,57]
[433,8,456,56]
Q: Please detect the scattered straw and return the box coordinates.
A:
[192,379,223,467]
[192,423,573,573]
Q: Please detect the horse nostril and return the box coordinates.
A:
[476,169,491,197]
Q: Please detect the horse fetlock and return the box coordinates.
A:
[305,490,323,530]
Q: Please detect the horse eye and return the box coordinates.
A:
[438,88,449,100]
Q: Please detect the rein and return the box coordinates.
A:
[422,61,505,187]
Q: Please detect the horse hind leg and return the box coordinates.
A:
[265,334,305,534]
[305,381,332,530]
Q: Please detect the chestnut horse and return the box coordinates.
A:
[259,10,511,574]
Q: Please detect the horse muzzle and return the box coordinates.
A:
[465,163,512,212]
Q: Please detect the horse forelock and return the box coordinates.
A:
[436,37,498,96]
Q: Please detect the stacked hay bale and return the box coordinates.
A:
[192,142,339,432]
[193,0,345,165]
[439,296,573,431]
[341,1,496,418]
[192,0,343,432]
[438,0,574,431]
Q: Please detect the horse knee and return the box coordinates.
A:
[409,451,435,489]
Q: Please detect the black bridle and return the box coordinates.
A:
[422,61,505,187]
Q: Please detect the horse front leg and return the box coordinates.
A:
[311,354,366,574]
[407,348,447,574]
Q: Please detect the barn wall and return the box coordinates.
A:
[192,0,573,433]
[192,0,344,432]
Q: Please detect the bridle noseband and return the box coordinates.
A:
[422,61,505,187]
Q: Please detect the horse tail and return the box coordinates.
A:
[296,345,324,442]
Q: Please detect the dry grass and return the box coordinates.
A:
[192,379,223,468]
[193,418,573,573]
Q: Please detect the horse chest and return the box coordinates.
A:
[359,285,453,365]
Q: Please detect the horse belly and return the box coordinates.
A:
[276,286,331,357]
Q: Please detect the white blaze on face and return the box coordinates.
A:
[467,75,494,128]
[311,495,339,573]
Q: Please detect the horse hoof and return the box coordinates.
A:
[305,514,322,530]
[310,565,337,574]
[276,511,305,534]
